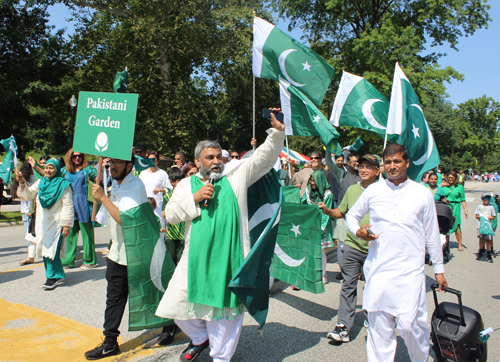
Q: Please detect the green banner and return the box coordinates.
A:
[73,91,139,160]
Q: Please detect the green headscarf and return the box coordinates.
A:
[38,159,72,209]
[307,170,329,204]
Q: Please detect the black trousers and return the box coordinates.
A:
[103,258,128,338]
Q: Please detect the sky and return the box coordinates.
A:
[48,2,499,107]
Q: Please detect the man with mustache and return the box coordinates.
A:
[156,111,285,362]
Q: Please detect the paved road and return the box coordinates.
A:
[1,181,499,361]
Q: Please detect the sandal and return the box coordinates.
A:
[19,258,35,266]
[180,340,209,361]
[458,247,464,251]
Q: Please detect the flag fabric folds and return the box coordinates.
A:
[343,137,365,152]
[386,63,440,181]
[229,169,282,328]
[279,78,342,156]
[121,201,176,331]
[133,155,156,172]
[270,203,324,294]
[253,17,334,108]
[113,70,128,93]
[0,136,18,185]
[330,71,389,139]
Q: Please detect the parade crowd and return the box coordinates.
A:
[9,112,499,362]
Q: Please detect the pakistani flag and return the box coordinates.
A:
[121,202,176,331]
[270,203,324,294]
[134,155,155,172]
[280,77,342,156]
[330,71,389,139]
[386,63,440,181]
[113,70,128,93]
[229,169,282,327]
[253,17,335,108]
[0,136,18,185]
[343,137,364,152]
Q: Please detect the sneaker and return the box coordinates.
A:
[158,324,178,346]
[476,250,484,261]
[84,338,120,360]
[42,278,63,290]
[180,340,209,362]
[81,264,98,270]
[327,324,349,343]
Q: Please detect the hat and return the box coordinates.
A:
[481,192,492,199]
[222,150,229,158]
[358,154,380,167]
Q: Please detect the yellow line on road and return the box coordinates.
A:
[0,298,183,361]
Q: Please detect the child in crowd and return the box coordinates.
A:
[161,167,186,265]
[475,193,496,263]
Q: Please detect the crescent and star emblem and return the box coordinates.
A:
[137,158,149,168]
[361,99,386,130]
[279,49,306,88]
[410,104,434,165]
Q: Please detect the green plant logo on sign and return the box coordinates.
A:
[72,91,139,160]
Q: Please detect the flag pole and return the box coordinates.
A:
[91,156,104,222]
[380,133,388,181]
[253,75,256,151]
[285,135,292,179]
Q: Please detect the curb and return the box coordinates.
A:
[0,221,21,227]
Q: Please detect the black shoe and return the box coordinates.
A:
[180,340,209,362]
[476,250,484,261]
[327,324,349,342]
[158,324,179,346]
[42,278,62,290]
[84,338,120,360]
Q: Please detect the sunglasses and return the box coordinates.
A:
[310,157,320,160]
[231,155,240,159]
[72,154,83,159]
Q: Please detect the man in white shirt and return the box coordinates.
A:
[346,143,447,362]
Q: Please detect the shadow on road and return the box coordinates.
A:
[0,268,34,284]
[272,286,336,321]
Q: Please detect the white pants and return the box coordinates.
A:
[175,314,244,362]
[367,304,429,362]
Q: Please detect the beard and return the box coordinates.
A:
[112,165,129,181]
[200,162,223,180]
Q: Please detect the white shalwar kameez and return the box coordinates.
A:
[156,128,284,361]
[346,178,443,362]
[139,168,171,234]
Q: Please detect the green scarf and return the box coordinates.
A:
[307,170,329,204]
[38,159,72,209]
[188,176,243,317]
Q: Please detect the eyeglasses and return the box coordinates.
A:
[447,177,456,180]
[358,165,377,171]
[311,157,320,160]
[72,154,83,159]
[231,155,240,159]
[108,161,123,167]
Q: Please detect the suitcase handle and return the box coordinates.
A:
[431,283,466,327]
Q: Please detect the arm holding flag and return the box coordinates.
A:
[325,149,344,182]
[92,184,122,225]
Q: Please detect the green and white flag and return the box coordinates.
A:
[229,169,282,327]
[121,201,176,331]
[253,17,335,108]
[270,202,324,294]
[386,63,440,181]
[134,155,155,172]
[330,71,389,139]
[280,77,342,156]
[0,136,18,185]
[343,137,364,152]
[113,70,128,93]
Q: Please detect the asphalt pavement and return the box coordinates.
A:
[1,181,499,362]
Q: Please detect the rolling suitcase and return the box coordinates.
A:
[430,284,487,362]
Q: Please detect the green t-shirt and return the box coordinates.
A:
[338,183,369,253]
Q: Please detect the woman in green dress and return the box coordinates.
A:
[435,171,469,251]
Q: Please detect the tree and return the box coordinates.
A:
[455,95,500,172]
[0,0,72,156]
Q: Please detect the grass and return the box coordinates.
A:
[0,211,22,224]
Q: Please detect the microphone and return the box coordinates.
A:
[203,172,217,207]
